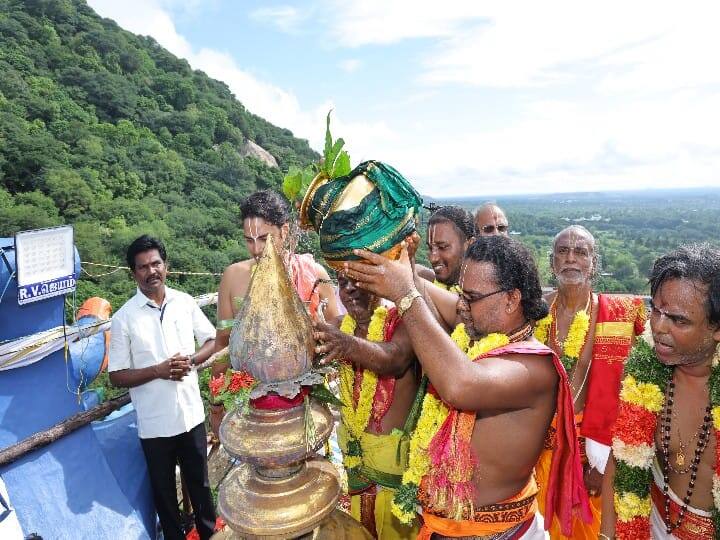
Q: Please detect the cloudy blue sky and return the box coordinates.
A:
[87,0,720,197]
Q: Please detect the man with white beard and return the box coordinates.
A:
[533,225,646,539]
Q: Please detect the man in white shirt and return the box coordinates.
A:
[109,235,216,540]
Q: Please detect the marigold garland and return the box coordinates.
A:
[611,338,720,539]
[390,324,510,523]
[433,280,462,294]
[533,297,591,374]
[338,306,388,471]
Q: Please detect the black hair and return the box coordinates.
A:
[126,235,167,270]
[465,235,549,321]
[428,205,476,240]
[240,190,290,228]
[649,243,720,326]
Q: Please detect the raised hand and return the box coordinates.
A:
[343,243,415,304]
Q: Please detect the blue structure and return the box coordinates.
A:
[0,237,156,539]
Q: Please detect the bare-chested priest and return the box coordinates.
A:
[344,235,590,539]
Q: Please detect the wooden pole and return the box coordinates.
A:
[0,393,131,467]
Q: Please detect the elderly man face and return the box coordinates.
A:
[474,205,509,236]
[551,227,596,286]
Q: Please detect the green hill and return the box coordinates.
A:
[0,0,319,308]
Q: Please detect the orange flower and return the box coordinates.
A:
[616,516,651,540]
[613,402,656,446]
[209,375,225,397]
[227,370,255,393]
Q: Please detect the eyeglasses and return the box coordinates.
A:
[481,224,509,234]
[459,288,507,306]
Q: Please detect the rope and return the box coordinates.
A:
[0,292,218,370]
[81,267,125,278]
[81,261,222,277]
[0,270,15,306]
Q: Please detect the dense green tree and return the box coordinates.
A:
[0,0,318,310]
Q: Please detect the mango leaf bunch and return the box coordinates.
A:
[282,110,352,202]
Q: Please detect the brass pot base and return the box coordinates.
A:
[218,458,341,539]
[212,509,373,540]
[220,402,334,467]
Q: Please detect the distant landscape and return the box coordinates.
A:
[418,187,720,294]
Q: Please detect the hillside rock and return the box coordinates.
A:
[239,140,279,168]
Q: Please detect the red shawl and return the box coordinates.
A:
[352,307,402,431]
[581,294,646,445]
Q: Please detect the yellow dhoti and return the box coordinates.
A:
[340,426,420,539]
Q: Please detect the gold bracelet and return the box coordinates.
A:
[598,534,613,540]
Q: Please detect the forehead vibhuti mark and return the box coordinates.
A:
[655,279,707,322]
[555,230,594,253]
[247,218,262,241]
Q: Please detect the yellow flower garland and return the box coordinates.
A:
[391,325,510,523]
[533,298,591,373]
[338,306,388,470]
[534,314,552,344]
[433,279,462,294]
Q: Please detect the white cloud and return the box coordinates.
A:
[323,1,718,91]
[338,59,361,73]
[249,5,307,33]
[323,0,487,47]
[87,0,720,197]
[314,1,720,196]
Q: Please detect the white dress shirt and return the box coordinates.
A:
[109,286,215,438]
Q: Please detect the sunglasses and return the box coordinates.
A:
[459,288,507,306]
[481,224,509,234]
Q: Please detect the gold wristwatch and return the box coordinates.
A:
[397,289,422,317]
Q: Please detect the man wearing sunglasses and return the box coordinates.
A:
[474,203,510,237]
[344,236,590,539]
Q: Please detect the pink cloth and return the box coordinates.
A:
[289,253,322,317]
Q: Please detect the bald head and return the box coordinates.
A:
[550,225,598,285]
[474,203,509,236]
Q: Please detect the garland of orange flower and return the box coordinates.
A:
[611,339,720,539]
[534,296,591,374]
[338,306,389,471]
[390,324,510,524]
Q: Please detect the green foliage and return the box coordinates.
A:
[623,339,672,389]
[321,110,351,179]
[282,110,350,202]
[282,164,316,201]
[614,460,653,498]
[0,0,318,313]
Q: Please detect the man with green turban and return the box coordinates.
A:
[305,159,425,538]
